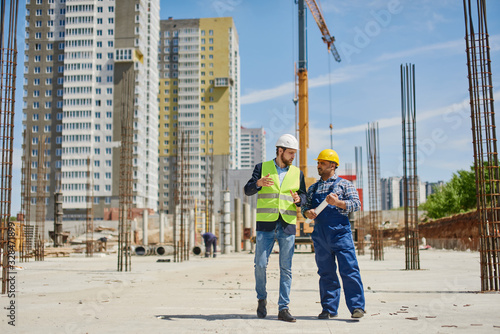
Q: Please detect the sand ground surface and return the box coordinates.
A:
[1,246,499,334]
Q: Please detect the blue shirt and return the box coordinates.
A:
[302,174,361,217]
[274,159,289,186]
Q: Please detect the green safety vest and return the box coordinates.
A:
[256,160,300,224]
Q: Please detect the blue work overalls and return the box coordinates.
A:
[310,178,365,315]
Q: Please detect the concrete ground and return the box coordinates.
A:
[1,246,499,334]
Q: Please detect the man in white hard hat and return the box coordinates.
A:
[302,149,365,320]
[244,134,306,322]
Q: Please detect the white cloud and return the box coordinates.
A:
[330,96,473,136]
[376,34,500,62]
[241,64,378,105]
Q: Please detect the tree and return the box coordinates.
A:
[421,167,476,219]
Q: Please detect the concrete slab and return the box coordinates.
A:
[1,247,499,333]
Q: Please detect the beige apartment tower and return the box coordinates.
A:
[158,17,240,215]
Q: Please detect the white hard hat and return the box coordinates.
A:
[275,134,299,150]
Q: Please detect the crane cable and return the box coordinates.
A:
[328,50,334,149]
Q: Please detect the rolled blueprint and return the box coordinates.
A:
[305,198,329,224]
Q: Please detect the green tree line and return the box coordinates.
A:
[421,167,477,219]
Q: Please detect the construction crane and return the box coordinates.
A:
[296,0,340,179]
[294,0,341,249]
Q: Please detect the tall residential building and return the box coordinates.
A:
[380,177,402,210]
[240,126,265,169]
[158,17,240,214]
[22,0,159,220]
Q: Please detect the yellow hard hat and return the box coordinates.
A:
[315,149,339,165]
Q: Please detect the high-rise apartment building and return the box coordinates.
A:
[381,177,402,210]
[22,0,159,219]
[158,17,240,214]
[240,126,265,169]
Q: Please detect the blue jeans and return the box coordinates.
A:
[254,223,295,311]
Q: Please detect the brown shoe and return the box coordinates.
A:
[278,309,296,322]
[351,308,365,318]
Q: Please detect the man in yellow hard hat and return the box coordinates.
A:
[244,134,307,322]
[302,149,365,320]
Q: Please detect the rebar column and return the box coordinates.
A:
[86,157,94,257]
[34,136,47,261]
[117,67,134,272]
[401,64,420,270]
[355,146,365,256]
[20,130,32,262]
[0,0,19,294]
[366,122,384,261]
[463,0,500,291]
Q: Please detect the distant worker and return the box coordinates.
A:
[302,149,365,319]
[202,232,218,258]
[244,134,306,323]
[98,237,108,252]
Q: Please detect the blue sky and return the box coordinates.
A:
[10,0,500,214]
[156,0,499,183]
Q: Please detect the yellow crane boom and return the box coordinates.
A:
[304,0,341,62]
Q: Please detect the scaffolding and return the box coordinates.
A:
[463,0,500,291]
[366,122,383,261]
[0,0,20,294]
[117,68,134,272]
[401,63,420,270]
[355,146,365,256]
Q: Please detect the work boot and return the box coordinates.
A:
[278,309,296,322]
[318,310,337,319]
[256,299,267,318]
[351,308,365,318]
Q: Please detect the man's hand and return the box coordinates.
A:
[304,209,317,220]
[256,173,274,187]
[326,193,346,209]
[290,190,300,204]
